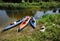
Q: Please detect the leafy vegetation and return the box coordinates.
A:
[0,0,60,10]
[0,2,60,10]
[37,14,60,24]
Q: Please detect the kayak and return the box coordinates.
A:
[2,16,27,32]
[18,16,31,32]
[29,17,36,29]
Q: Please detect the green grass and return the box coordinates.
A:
[37,14,60,24]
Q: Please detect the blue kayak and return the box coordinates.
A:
[2,17,27,32]
[29,17,36,29]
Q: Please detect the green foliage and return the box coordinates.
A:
[38,14,60,24]
[41,26,60,41]
[36,14,60,41]
[0,2,59,10]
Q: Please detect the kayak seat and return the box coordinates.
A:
[23,21,26,24]
[16,20,20,22]
[32,20,35,23]
[23,18,29,24]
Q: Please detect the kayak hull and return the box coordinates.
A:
[29,17,36,29]
[2,17,27,32]
[18,16,31,32]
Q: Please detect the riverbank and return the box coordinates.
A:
[0,14,60,41]
[0,2,60,10]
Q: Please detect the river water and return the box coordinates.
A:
[0,9,60,27]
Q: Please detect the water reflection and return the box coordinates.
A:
[34,11,44,19]
[0,10,10,27]
[45,9,59,14]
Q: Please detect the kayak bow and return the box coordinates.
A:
[18,16,31,32]
[29,17,36,29]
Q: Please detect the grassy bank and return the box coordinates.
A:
[37,14,60,24]
[0,14,60,41]
[0,2,60,10]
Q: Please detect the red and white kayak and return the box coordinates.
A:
[18,16,31,32]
